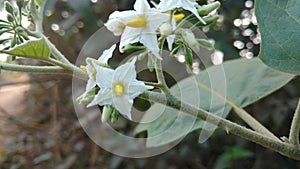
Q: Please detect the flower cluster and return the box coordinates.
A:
[104,0,206,60]
[78,44,153,120]
[78,0,220,122]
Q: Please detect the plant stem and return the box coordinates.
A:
[0,62,70,75]
[24,29,88,80]
[144,82,164,89]
[43,35,72,64]
[154,59,171,95]
[47,58,88,80]
[197,82,280,142]
[289,99,300,146]
[139,91,300,160]
[35,0,46,33]
[175,14,195,31]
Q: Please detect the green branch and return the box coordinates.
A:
[197,82,280,142]
[43,35,72,64]
[139,91,300,160]
[0,62,70,75]
[289,99,300,146]
[47,58,88,80]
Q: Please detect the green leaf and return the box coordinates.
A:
[35,0,44,6]
[255,0,300,75]
[135,58,294,147]
[3,38,50,59]
[184,44,193,67]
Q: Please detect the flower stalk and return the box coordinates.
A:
[289,99,300,146]
[139,91,300,160]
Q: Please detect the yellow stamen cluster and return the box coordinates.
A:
[174,13,185,21]
[126,16,148,28]
[113,82,126,96]
[80,66,87,72]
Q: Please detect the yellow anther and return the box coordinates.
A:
[126,16,148,28]
[113,82,126,96]
[174,13,185,21]
[80,66,87,72]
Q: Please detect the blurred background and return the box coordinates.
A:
[0,0,300,168]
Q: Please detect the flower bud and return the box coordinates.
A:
[17,0,24,9]
[159,22,173,36]
[198,1,221,16]
[11,37,17,47]
[198,39,214,49]
[7,14,14,23]
[111,109,119,123]
[177,28,200,53]
[195,15,219,27]
[76,88,97,104]
[5,2,14,15]
[102,105,113,123]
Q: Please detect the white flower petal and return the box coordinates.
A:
[182,1,206,24]
[94,64,114,88]
[98,44,116,64]
[87,88,113,107]
[86,78,96,92]
[120,27,142,52]
[140,32,162,59]
[113,95,133,120]
[166,35,175,51]
[105,11,139,36]
[159,0,205,24]
[145,10,169,31]
[134,0,151,13]
[159,0,182,11]
[113,62,136,85]
[104,18,124,36]
[85,64,96,90]
[108,10,138,23]
[128,80,153,99]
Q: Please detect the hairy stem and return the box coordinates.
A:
[0,62,70,75]
[47,58,88,80]
[197,82,280,142]
[139,91,300,160]
[289,99,300,146]
[144,81,164,89]
[154,59,172,95]
[43,35,72,64]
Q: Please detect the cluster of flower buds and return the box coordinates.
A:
[1,0,29,51]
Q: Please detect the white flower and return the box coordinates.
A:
[105,0,169,60]
[104,11,127,36]
[87,61,153,120]
[78,44,116,104]
[86,44,116,91]
[159,0,206,24]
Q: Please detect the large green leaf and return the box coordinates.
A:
[255,0,300,74]
[135,58,294,147]
[3,38,50,59]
